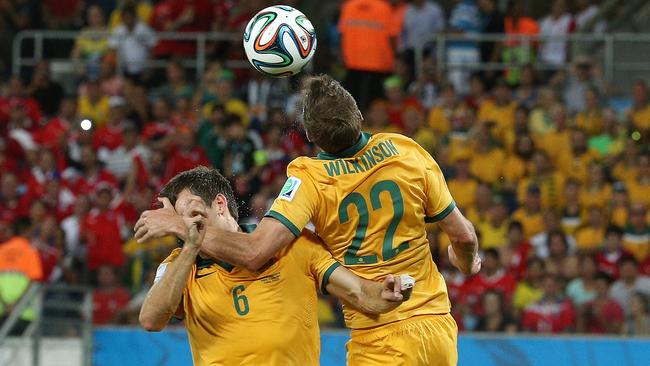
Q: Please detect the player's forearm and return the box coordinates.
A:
[139,246,198,331]
[200,226,266,271]
[357,280,401,315]
[326,268,400,315]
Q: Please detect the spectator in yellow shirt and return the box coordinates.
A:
[575,86,604,136]
[513,185,545,239]
[560,178,584,235]
[108,0,152,30]
[622,203,650,263]
[477,79,518,142]
[447,153,477,210]
[71,6,110,79]
[78,80,110,127]
[466,182,493,226]
[518,151,565,209]
[580,163,612,209]
[477,197,510,249]
[610,182,629,228]
[556,128,599,183]
[626,80,650,133]
[427,83,470,135]
[612,139,640,183]
[627,151,650,206]
[528,87,558,138]
[513,258,545,314]
[575,206,607,253]
[402,106,435,154]
[502,134,534,189]
[470,123,506,184]
[536,103,571,165]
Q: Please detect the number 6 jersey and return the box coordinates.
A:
[267,132,456,329]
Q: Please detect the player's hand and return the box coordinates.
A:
[184,213,206,249]
[448,245,481,276]
[134,197,185,243]
[380,274,404,303]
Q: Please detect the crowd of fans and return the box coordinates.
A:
[0,0,648,337]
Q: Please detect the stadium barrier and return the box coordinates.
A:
[93,327,650,366]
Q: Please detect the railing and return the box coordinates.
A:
[0,284,93,366]
[11,30,650,88]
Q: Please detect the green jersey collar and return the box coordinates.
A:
[317,132,372,160]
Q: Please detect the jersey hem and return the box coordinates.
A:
[265,210,301,237]
[425,201,456,223]
[320,262,341,295]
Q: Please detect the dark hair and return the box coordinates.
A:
[606,225,623,237]
[594,271,613,285]
[484,248,500,260]
[122,5,136,17]
[302,75,362,154]
[159,166,239,221]
[508,220,524,232]
[620,256,638,268]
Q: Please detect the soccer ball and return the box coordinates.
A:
[243,5,317,77]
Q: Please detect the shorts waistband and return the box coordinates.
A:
[350,313,455,342]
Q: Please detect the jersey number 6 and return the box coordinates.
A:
[338,180,409,265]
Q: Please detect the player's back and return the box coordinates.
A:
[268,132,456,329]
[160,226,339,366]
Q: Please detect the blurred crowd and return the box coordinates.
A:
[0,0,648,337]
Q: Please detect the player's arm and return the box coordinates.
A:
[438,207,481,275]
[139,213,205,331]
[325,268,405,315]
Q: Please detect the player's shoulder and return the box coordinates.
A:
[281,229,326,258]
[372,132,433,159]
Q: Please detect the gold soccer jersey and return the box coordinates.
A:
[267,132,455,329]
[158,227,340,366]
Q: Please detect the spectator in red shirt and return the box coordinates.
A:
[163,126,209,182]
[461,248,517,310]
[32,97,74,151]
[500,221,534,280]
[63,145,119,195]
[0,76,43,132]
[92,265,130,324]
[81,184,126,271]
[94,96,128,152]
[383,76,421,130]
[150,0,213,58]
[522,274,575,333]
[597,226,634,280]
[578,272,625,334]
[0,172,30,222]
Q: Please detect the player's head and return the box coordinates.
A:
[301,75,362,154]
[160,166,239,225]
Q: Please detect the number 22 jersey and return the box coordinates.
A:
[268,132,456,329]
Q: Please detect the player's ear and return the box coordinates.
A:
[213,194,228,216]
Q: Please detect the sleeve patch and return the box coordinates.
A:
[278,176,302,201]
[154,263,168,284]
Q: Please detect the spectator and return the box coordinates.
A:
[502,134,534,187]
[27,60,64,118]
[531,210,577,258]
[475,290,516,332]
[476,196,509,249]
[527,88,558,138]
[446,0,482,95]
[222,116,260,202]
[538,0,574,67]
[108,0,152,29]
[399,0,445,83]
[563,57,605,115]
[513,185,544,239]
[612,140,640,185]
[579,273,625,334]
[163,126,209,182]
[409,57,442,109]
[623,292,650,335]
[92,265,130,324]
[446,154,476,210]
[427,83,467,135]
[469,123,505,184]
[338,0,399,111]
[365,100,398,135]
[402,106,436,154]
[502,0,539,85]
[0,225,43,335]
[544,230,571,276]
[609,257,650,315]
[383,76,421,130]
[103,123,150,180]
[596,226,633,280]
[108,4,157,78]
[575,87,604,136]
[512,257,544,313]
[622,203,650,262]
[575,206,606,253]
[461,248,517,309]
[626,80,650,135]
[152,60,195,105]
[500,221,533,280]
[477,79,517,141]
[77,80,110,127]
[626,152,650,206]
[522,274,575,333]
[588,108,625,159]
[71,5,109,79]
[566,255,598,308]
[150,0,213,58]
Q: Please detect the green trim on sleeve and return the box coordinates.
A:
[320,262,341,295]
[264,210,302,237]
[425,201,457,223]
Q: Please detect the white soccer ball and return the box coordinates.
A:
[243,5,317,77]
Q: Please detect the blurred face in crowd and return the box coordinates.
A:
[611,189,628,207]
[87,82,102,102]
[489,202,507,226]
[508,224,524,245]
[594,276,610,298]
[629,204,648,229]
[527,259,544,283]
[441,85,457,107]
[587,163,605,186]
[538,88,556,110]
[620,260,638,283]
[95,189,113,211]
[482,291,502,316]
[30,200,47,222]
[604,230,622,252]
[1,173,18,199]
[153,98,171,121]
[477,0,496,13]
[639,154,650,179]
[542,211,560,232]
[38,149,56,171]
[532,151,550,175]
[108,104,125,125]
[60,98,77,121]
[225,121,246,141]
[475,183,492,210]
[563,180,580,203]
[209,105,226,126]
[123,128,138,149]
[123,10,136,30]
[548,233,568,258]
[514,107,529,132]
[494,84,511,105]
[542,275,560,298]
[97,266,118,288]
[584,88,599,110]
[455,159,470,179]
[0,221,11,242]
[571,129,587,154]
[581,256,598,279]
[177,129,196,150]
[249,194,269,220]
[216,79,233,101]
[469,75,484,96]
[563,255,580,280]
[482,251,500,275]
[385,85,402,104]
[9,103,27,126]
[88,6,105,28]
[167,63,185,84]
[74,195,91,217]
[525,190,541,211]
[80,145,97,169]
[519,66,535,86]
[402,107,423,134]
[7,76,25,97]
[515,135,534,159]
[602,108,617,133]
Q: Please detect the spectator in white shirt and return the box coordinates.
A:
[575,0,606,33]
[109,5,156,78]
[609,257,650,315]
[539,0,575,67]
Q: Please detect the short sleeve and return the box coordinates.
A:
[414,143,455,222]
[291,231,340,295]
[266,161,319,237]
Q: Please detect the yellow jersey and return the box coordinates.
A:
[158,226,340,366]
[267,132,453,329]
